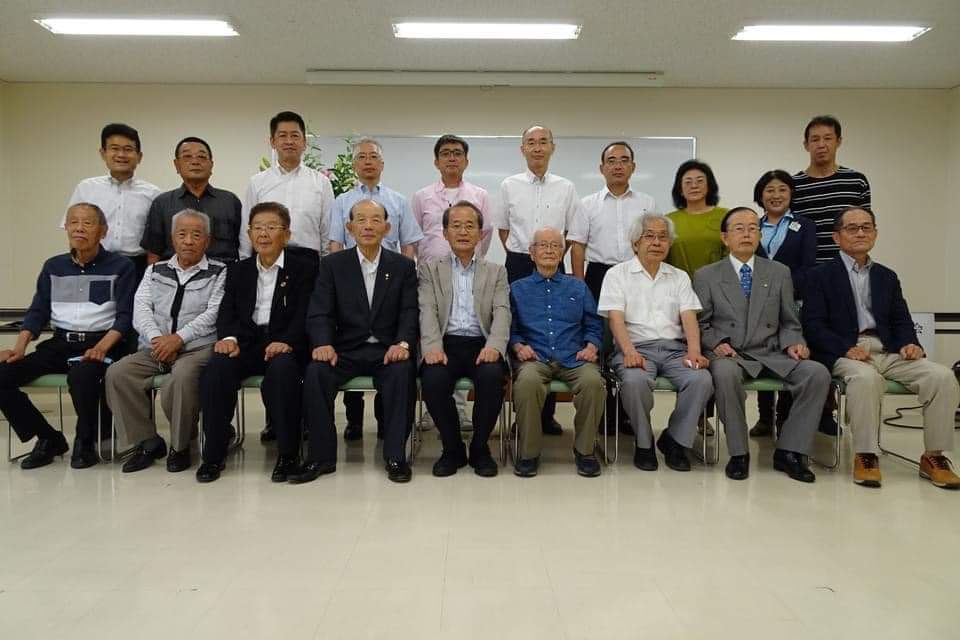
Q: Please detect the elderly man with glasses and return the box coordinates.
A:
[693,207,829,483]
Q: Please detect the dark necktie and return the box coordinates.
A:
[739,264,752,299]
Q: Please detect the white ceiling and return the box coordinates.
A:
[1,0,958,88]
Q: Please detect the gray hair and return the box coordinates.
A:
[629,212,676,244]
[171,209,210,236]
[520,124,553,141]
[67,202,107,227]
[528,226,563,251]
[351,136,383,158]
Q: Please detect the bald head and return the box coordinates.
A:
[520,125,556,176]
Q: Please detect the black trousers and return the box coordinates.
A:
[505,250,559,427]
[584,261,613,304]
[0,335,124,444]
[200,343,305,463]
[303,343,416,464]
[757,390,794,426]
[421,335,507,457]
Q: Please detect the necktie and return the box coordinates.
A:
[739,264,752,299]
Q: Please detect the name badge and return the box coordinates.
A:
[788,221,802,232]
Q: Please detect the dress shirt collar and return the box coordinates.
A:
[256,250,285,274]
[171,254,209,275]
[107,174,137,187]
[356,246,382,268]
[602,186,633,200]
[728,254,756,275]
[628,256,672,281]
[276,162,303,176]
[530,269,561,283]
[524,169,549,185]
[451,252,477,272]
[760,210,794,225]
[839,250,872,273]
[70,245,107,268]
[358,182,383,195]
[434,179,464,194]
[175,183,215,200]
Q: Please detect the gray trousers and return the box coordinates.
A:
[832,335,958,455]
[513,360,604,459]
[612,339,713,449]
[710,357,829,456]
[105,347,212,451]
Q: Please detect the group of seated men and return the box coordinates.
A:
[0,198,957,489]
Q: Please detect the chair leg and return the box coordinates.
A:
[811,385,842,470]
[877,394,922,467]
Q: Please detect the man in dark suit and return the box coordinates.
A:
[196,202,317,483]
[293,199,419,483]
[694,207,829,482]
[803,207,959,489]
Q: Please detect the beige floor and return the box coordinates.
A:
[1,390,958,640]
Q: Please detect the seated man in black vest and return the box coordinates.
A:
[196,202,318,483]
[293,199,419,483]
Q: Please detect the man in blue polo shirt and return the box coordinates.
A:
[0,203,135,469]
[509,226,605,478]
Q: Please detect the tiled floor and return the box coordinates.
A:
[1,390,958,639]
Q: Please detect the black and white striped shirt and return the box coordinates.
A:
[791,166,871,263]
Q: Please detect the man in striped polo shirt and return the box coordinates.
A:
[791,115,871,264]
[0,203,135,469]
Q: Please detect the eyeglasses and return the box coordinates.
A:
[840,223,876,234]
[604,157,633,166]
[727,224,760,235]
[438,149,465,159]
[532,241,564,251]
[250,224,287,234]
[639,232,669,243]
[354,153,381,162]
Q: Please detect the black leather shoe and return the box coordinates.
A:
[70,440,99,469]
[542,419,563,436]
[656,431,691,471]
[513,456,539,478]
[20,432,70,470]
[633,446,659,471]
[260,424,276,443]
[343,423,363,442]
[121,440,168,473]
[166,448,191,472]
[385,459,412,483]
[818,413,842,436]
[469,447,499,478]
[196,461,225,483]
[749,420,773,438]
[574,449,601,478]
[432,451,468,477]
[773,449,816,483]
[288,460,336,484]
[725,454,750,480]
[271,454,300,483]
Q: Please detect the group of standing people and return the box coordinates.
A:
[0,112,956,490]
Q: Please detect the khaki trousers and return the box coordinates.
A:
[832,336,958,455]
[105,347,213,451]
[513,361,604,459]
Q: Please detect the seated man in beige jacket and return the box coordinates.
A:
[419,201,511,478]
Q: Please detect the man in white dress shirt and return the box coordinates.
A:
[494,124,581,435]
[598,213,712,472]
[65,123,161,280]
[240,111,335,267]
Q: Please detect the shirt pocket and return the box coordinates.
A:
[556,292,584,323]
[88,280,113,305]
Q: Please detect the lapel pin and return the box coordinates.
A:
[385,273,391,281]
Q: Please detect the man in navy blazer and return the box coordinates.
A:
[803,207,959,489]
[294,199,419,483]
[197,202,318,483]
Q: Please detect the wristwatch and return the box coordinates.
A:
[397,341,410,351]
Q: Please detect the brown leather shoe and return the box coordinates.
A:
[919,454,960,489]
[853,453,882,487]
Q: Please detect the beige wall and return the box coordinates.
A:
[0,83,956,319]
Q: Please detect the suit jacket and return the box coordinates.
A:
[801,255,918,371]
[216,250,318,355]
[756,214,817,297]
[693,256,805,378]
[307,247,418,352]
[418,256,511,357]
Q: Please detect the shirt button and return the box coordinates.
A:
[547,305,551,309]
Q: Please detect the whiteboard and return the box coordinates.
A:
[309,135,696,264]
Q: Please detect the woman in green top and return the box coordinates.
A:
[666,160,728,278]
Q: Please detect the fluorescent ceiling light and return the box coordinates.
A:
[305,70,663,87]
[393,22,580,40]
[34,18,238,37]
[732,25,929,42]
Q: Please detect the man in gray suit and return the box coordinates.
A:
[693,207,829,482]
[419,201,511,478]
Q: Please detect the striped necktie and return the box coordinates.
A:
[739,264,752,299]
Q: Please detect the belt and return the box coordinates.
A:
[54,329,108,343]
